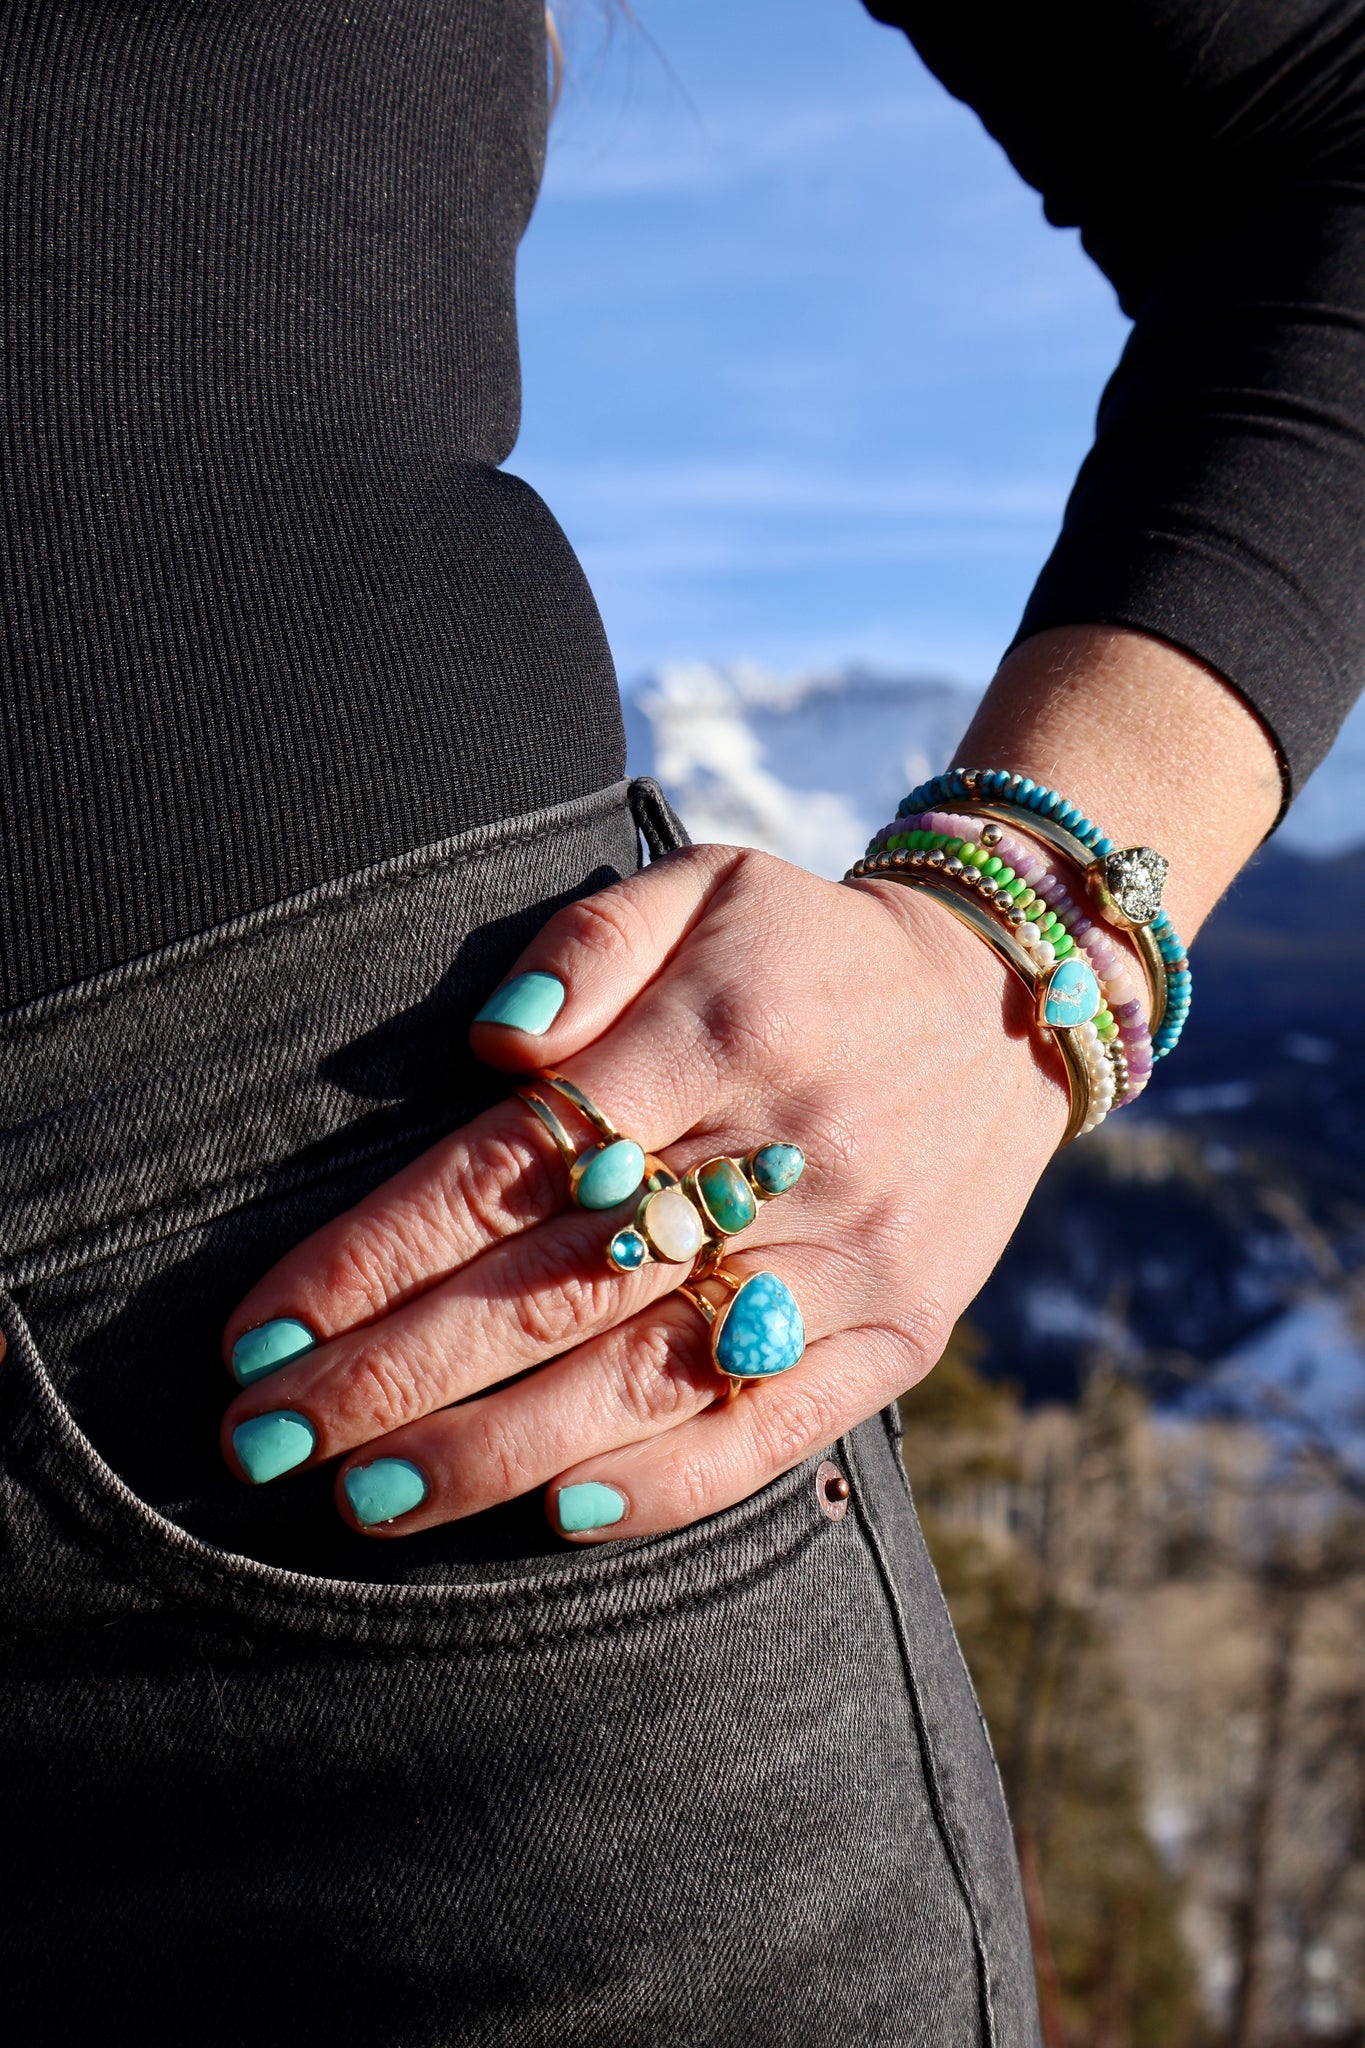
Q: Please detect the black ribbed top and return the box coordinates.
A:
[8,0,1365,1008]
[1,0,623,1009]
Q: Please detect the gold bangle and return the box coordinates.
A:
[860,867,1096,1146]
[946,798,1167,1031]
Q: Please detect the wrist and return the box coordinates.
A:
[956,625,1282,937]
[848,872,1070,1152]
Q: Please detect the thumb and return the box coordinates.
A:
[468,843,738,1072]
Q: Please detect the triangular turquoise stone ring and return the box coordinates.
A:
[679,1264,807,1393]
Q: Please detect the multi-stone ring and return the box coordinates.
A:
[515,1071,804,1270]
[513,1070,808,1388]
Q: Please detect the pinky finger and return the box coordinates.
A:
[548,1325,907,1541]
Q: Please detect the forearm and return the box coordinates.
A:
[867,0,1365,798]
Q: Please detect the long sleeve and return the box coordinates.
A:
[864,0,1365,799]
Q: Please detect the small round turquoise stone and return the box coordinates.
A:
[750,1144,805,1197]
[574,1139,646,1211]
[608,1227,648,1271]
[696,1156,758,1235]
[715,1272,805,1380]
[1042,956,1101,1028]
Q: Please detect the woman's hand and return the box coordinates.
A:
[219,840,1068,1539]
[219,626,1282,1542]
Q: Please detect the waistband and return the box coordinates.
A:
[0,778,684,1290]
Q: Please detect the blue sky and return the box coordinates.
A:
[512,0,1131,691]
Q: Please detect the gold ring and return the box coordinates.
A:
[515,1072,648,1213]
[679,1260,806,1391]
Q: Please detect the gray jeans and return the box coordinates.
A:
[0,779,1040,2045]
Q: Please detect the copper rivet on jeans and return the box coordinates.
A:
[816,1460,850,1522]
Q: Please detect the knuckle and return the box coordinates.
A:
[317,1218,418,1320]
[348,1347,423,1436]
[798,1096,865,1178]
[731,845,787,896]
[613,1319,694,1429]
[670,1445,722,1526]
[877,1292,955,1384]
[468,1410,536,1501]
[752,1380,839,1472]
[554,889,646,972]
[500,1248,618,1352]
[440,1130,559,1242]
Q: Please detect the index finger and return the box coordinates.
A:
[223,1095,573,1367]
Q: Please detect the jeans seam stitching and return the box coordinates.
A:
[886,1403,1016,1826]
[844,1424,998,2047]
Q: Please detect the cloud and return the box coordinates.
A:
[541,94,955,202]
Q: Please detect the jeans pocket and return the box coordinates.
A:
[0,1282,841,1657]
[2,1299,999,2047]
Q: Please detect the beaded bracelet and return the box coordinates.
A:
[848,852,1115,1140]
[881,811,1154,1104]
[891,768,1191,1057]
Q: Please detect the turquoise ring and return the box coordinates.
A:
[680,1262,806,1392]
[516,1072,648,1214]
[606,1143,805,1273]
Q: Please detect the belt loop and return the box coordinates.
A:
[628,777,691,860]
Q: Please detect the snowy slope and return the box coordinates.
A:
[623,662,1365,872]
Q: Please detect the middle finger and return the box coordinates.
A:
[220,1159,808,1483]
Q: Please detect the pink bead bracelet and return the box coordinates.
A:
[877,809,1154,1105]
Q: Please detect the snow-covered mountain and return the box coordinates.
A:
[623,661,1365,870]
[622,663,979,876]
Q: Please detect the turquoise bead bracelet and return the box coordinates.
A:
[889,768,1191,1058]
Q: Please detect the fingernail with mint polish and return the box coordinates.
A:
[230,1317,317,1387]
[344,1458,428,1528]
[232,1411,316,1484]
[557,1481,627,1534]
[473,971,565,1035]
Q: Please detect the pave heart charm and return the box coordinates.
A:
[1039,955,1101,1030]
[1087,846,1169,929]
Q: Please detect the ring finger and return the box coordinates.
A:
[333,1290,723,1535]
[332,1241,846,1536]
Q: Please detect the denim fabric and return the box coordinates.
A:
[0,779,1040,2045]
